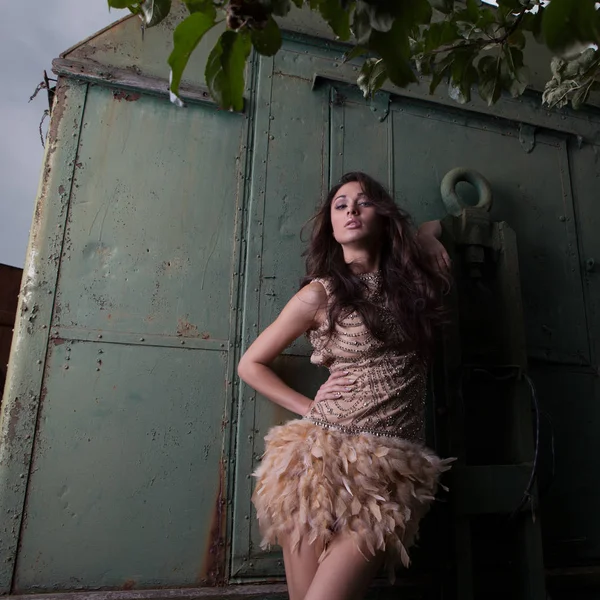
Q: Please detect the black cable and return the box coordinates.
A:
[509,373,541,520]
[455,366,545,520]
[538,408,556,498]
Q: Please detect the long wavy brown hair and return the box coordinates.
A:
[301,172,449,359]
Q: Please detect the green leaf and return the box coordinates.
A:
[355,0,394,32]
[429,53,454,94]
[259,0,293,17]
[352,3,372,43]
[423,21,460,52]
[429,0,454,16]
[501,46,529,97]
[542,0,599,56]
[107,0,135,8]
[184,0,217,17]
[522,10,544,43]
[357,58,388,97]
[140,0,171,27]
[343,45,369,63]
[465,0,481,22]
[168,11,216,105]
[251,15,282,56]
[507,29,526,50]
[205,30,252,111]
[478,54,502,105]
[406,0,433,26]
[477,6,498,32]
[571,78,594,110]
[317,0,352,40]
[448,48,477,103]
[369,20,417,87]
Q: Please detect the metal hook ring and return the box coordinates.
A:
[441,168,493,217]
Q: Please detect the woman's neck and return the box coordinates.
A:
[343,248,380,276]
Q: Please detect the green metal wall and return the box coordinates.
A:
[1,4,599,597]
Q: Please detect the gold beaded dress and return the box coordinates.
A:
[251,272,453,579]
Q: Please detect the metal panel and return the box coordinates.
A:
[569,138,600,362]
[389,99,588,365]
[15,341,227,591]
[531,368,600,565]
[0,80,88,594]
[53,85,240,343]
[9,84,247,591]
[329,86,391,188]
[231,47,330,579]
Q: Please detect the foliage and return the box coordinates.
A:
[106,0,600,111]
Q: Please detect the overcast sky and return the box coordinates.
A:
[0,2,121,268]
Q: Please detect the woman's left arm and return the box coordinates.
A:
[416,220,451,272]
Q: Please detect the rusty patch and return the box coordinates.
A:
[201,332,211,340]
[48,80,69,147]
[112,89,141,102]
[52,337,66,346]
[7,397,23,442]
[58,184,65,195]
[199,458,227,585]
[122,580,136,590]
[177,318,200,338]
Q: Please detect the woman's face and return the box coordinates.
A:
[330,181,382,246]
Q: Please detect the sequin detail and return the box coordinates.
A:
[306,276,427,441]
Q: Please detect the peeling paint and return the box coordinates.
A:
[176,318,200,338]
[112,90,141,102]
[200,459,226,586]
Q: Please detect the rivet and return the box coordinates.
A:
[64,365,69,370]
[181,340,185,345]
[140,337,145,342]
[98,334,102,339]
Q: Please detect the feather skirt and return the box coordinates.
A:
[252,419,453,580]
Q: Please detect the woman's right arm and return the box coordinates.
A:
[237,281,327,416]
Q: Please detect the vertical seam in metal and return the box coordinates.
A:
[563,138,595,365]
[228,49,261,580]
[388,102,394,198]
[10,80,89,593]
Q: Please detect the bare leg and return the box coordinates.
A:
[280,535,322,600]
[304,535,384,600]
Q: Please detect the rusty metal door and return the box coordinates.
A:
[231,36,600,590]
[2,80,247,591]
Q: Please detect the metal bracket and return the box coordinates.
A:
[368,91,390,122]
[518,124,536,154]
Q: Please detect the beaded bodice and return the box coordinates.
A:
[305,274,427,440]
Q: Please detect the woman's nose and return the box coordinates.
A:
[347,205,358,215]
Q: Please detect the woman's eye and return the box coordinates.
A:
[359,201,373,207]
[335,204,346,210]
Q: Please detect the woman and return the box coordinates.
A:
[237,172,453,600]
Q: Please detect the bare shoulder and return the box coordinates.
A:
[295,280,328,308]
